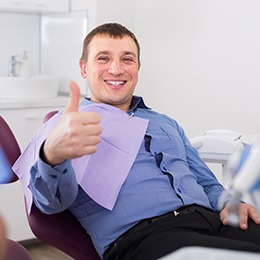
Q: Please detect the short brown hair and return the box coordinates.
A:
[80,23,140,64]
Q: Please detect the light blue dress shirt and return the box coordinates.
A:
[30,96,227,257]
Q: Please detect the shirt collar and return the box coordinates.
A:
[81,96,150,115]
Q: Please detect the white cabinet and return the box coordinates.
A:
[0,96,68,242]
[0,97,68,150]
[2,106,60,150]
[0,0,69,13]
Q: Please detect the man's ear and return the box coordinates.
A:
[79,60,87,78]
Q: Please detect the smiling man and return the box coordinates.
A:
[28,23,260,260]
[79,27,140,112]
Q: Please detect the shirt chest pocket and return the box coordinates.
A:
[146,121,187,162]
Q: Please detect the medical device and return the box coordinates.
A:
[220,134,260,226]
[191,129,260,227]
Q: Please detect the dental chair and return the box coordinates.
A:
[0,115,32,260]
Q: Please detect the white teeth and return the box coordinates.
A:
[106,81,124,86]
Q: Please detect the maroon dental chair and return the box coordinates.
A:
[0,115,31,260]
[0,114,100,259]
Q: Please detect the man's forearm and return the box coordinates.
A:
[29,158,78,214]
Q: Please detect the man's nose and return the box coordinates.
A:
[108,60,124,75]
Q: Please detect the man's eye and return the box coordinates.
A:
[123,57,134,62]
[98,56,109,61]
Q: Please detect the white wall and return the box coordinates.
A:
[95,0,135,31]
[134,0,260,138]
[0,12,40,76]
[1,0,260,140]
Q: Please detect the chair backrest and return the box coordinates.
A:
[0,116,20,183]
[26,111,100,259]
[4,239,31,260]
[0,115,31,259]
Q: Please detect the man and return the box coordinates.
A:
[29,23,260,259]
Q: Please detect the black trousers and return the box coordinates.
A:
[104,206,260,260]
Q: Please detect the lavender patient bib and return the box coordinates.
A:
[12,104,149,212]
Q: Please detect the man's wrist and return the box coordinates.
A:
[40,141,64,167]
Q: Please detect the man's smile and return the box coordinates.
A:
[105,80,126,86]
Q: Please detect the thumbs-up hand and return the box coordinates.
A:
[43,81,102,166]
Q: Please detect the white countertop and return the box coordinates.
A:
[0,95,69,109]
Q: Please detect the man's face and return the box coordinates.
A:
[80,34,140,112]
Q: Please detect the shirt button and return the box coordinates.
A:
[178,188,182,193]
[63,169,68,174]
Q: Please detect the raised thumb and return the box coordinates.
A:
[65,81,81,113]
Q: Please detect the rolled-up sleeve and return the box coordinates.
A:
[30,158,78,214]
